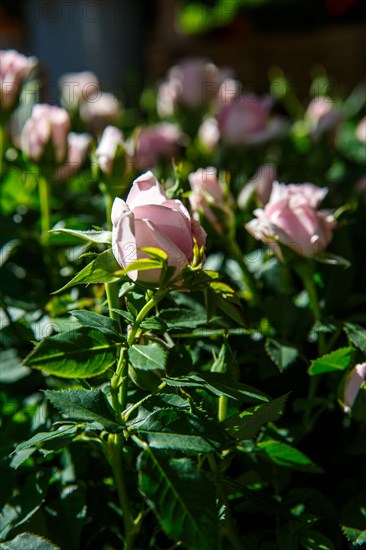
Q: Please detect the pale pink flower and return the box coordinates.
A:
[0,49,37,111]
[245,182,336,258]
[188,167,233,235]
[157,58,231,114]
[59,71,99,107]
[21,104,70,164]
[96,126,124,175]
[55,132,92,181]
[306,96,342,141]
[344,363,366,413]
[356,117,366,144]
[133,123,182,171]
[112,171,206,283]
[218,95,286,145]
[238,164,277,209]
[80,92,122,135]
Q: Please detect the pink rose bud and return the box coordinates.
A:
[306,96,342,141]
[218,94,286,145]
[198,118,220,151]
[217,78,241,105]
[238,164,277,210]
[20,104,70,165]
[55,132,92,181]
[245,182,336,258]
[0,49,38,111]
[111,171,206,284]
[343,363,366,413]
[188,167,234,236]
[96,126,124,175]
[158,58,232,112]
[156,79,179,118]
[356,117,366,144]
[59,71,100,108]
[133,123,182,171]
[80,92,122,136]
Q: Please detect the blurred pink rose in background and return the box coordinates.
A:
[343,363,366,413]
[356,116,366,143]
[245,182,336,258]
[80,92,122,136]
[59,71,100,109]
[157,58,232,115]
[188,167,233,235]
[112,171,206,283]
[218,95,286,145]
[21,104,70,164]
[217,78,241,105]
[238,164,277,209]
[0,49,38,111]
[96,126,124,175]
[55,132,92,181]
[133,123,183,171]
[305,96,342,141]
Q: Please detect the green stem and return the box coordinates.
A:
[127,291,167,346]
[301,269,325,355]
[218,396,228,423]
[105,281,121,324]
[0,123,4,179]
[298,265,324,431]
[38,173,51,246]
[227,240,260,306]
[109,433,137,550]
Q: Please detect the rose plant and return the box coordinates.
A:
[1,49,366,550]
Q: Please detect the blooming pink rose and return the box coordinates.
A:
[55,132,92,181]
[245,182,336,258]
[188,167,233,235]
[80,92,122,135]
[218,95,286,145]
[133,123,182,171]
[238,164,276,209]
[157,58,231,114]
[343,363,366,413]
[112,171,206,283]
[356,117,366,144]
[0,49,37,111]
[59,71,99,107]
[20,104,70,165]
[306,96,342,141]
[96,126,124,175]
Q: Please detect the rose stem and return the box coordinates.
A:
[298,265,325,431]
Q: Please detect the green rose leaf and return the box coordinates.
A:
[256,440,322,472]
[138,448,220,550]
[23,328,119,378]
[134,408,229,453]
[49,228,112,244]
[309,347,355,376]
[128,343,167,371]
[344,322,366,353]
[44,389,122,432]
[54,249,122,294]
[71,310,122,340]
[0,532,60,550]
[265,338,299,372]
[223,393,289,440]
